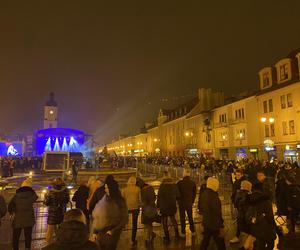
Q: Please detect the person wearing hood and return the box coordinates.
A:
[42,209,98,250]
[8,178,38,250]
[121,176,141,244]
[72,180,90,223]
[177,168,197,236]
[44,177,70,244]
[200,177,226,250]
[157,171,180,242]
[245,182,276,250]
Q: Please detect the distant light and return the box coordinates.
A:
[222,135,226,140]
[185,132,189,137]
[260,117,267,123]
[269,117,275,123]
[42,189,47,194]
[286,145,290,150]
[239,132,243,138]
[50,110,54,114]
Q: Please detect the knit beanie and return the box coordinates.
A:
[206,177,219,192]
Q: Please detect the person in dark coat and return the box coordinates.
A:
[42,209,98,250]
[137,177,158,244]
[44,178,70,244]
[246,182,276,250]
[231,169,246,207]
[8,179,38,250]
[177,168,197,236]
[256,169,273,201]
[0,183,7,226]
[275,169,289,216]
[72,181,89,222]
[198,175,209,215]
[157,171,180,241]
[200,177,226,250]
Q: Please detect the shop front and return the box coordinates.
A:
[236,148,247,161]
[263,139,277,161]
[284,145,298,163]
[219,148,229,159]
[202,149,214,158]
[249,148,259,160]
[186,148,199,156]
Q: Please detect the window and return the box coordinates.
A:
[282,121,288,135]
[205,133,211,143]
[236,128,246,140]
[268,99,273,112]
[263,101,268,113]
[280,64,289,81]
[235,108,245,119]
[219,113,227,123]
[265,125,270,137]
[280,95,286,109]
[287,93,293,107]
[270,124,275,137]
[289,120,295,134]
[262,73,270,88]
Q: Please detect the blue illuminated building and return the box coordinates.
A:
[36,128,85,155]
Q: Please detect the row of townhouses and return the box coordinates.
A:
[99,49,300,161]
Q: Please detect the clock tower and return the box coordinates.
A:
[44,92,58,129]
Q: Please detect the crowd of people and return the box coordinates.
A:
[0,157,300,249]
[0,156,42,178]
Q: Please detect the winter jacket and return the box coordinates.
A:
[72,186,89,216]
[92,194,128,234]
[275,178,289,215]
[197,182,207,214]
[44,187,70,225]
[177,176,196,207]
[88,184,105,214]
[141,184,157,224]
[0,194,7,226]
[8,186,38,228]
[122,182,141,211]
[42,220,98,250]
[200,188,224,230]
[157,177,180,216]
[235,189,250,233]
[231,176,246,206]
[246,191,276,241]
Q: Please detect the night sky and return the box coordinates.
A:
[1,1,300,144]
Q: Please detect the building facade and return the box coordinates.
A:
[100,48,300,162]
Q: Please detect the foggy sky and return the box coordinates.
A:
[1,1,300,144]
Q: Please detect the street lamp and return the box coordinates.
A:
[269,117,275,123]
[261,117,267,123]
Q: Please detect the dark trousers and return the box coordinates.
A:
[179,204,195,233]
[162,215,179,238]
[98,228,122,250]
[254,239,274,250]
[12,227,33,250]
[129,209,139,242]
[200,227,226,250]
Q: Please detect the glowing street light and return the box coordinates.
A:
[269,117,275,123]
[260,117,267,123]
[185,132,190,137]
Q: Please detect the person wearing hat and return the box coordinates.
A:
[230,180,252,245]
[44,177,70,244]
[199,177,226,250]
[8,178,38,250]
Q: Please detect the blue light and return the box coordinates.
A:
[7,145,19,156]
[36,127,85,155]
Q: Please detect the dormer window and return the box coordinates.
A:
[262,73,270,88]
[275,58,292,84]
[259,67,273,90]
[279,64,289,81]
